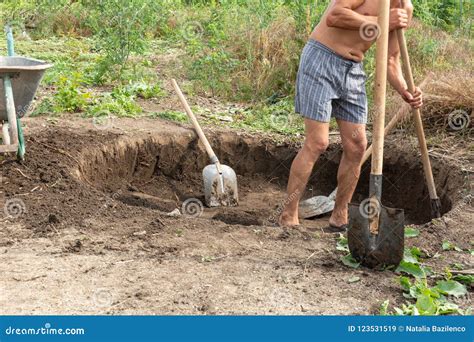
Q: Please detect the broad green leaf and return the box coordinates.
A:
[396,261,426,278]
[410,247,423,258]
[399,276,412,292]
[405,226,420,238]
[437,302,463,315]
[403,248,420,264]
[341,254,360,269]
[435,280,468,298]
[416,293,437,315]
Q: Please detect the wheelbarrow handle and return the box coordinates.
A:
[171,79,222,173]
[396,21,440,214]
[6,25,15,56]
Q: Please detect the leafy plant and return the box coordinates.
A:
[336,234,349,253]
[87,85,143,118]
[382,276,469,316]
[395,247,432,278]
[404,226,420,238]
[341,254,360,269]
[452,274,474,285]
[53,72,91,113]
[150,111,188,123]
[442,241,463,252]
[125,82,166,99]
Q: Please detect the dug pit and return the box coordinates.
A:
[77,131,464,226]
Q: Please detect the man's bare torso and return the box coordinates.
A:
[311,0,399,62]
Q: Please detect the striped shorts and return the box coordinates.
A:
[295,40,368,124]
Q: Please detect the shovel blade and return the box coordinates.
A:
[348,202,405,269]
[299,196,335,219]
[203,164,239,207]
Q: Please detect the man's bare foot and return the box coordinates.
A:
[329,208,348,228]
[278,211,300,228]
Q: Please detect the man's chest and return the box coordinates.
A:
[353,0,401,16]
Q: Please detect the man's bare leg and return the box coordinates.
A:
[329,120,367,227]
[279,119,329,227]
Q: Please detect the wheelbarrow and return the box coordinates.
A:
[1,26,52,160]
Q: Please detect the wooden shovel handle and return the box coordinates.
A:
[171,79,221,170]
[396,25,439,199]
[360,75,431,166]
[371,0,391,176]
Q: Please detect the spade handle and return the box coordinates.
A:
[172,79,223,173]
[395,21,439,201]
[371,0,390,176]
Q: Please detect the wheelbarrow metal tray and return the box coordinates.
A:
[0,56,52,120]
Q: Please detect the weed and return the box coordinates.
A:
[53,72,91,113]
[149,111,188,123]
[340,254,361,269]
[87,0,160,82]
[442,241,463,252]
[404,226,420,238]
[386,276,469,315]
[125,82,166,99]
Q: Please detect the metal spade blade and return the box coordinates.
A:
[348,202,405,268]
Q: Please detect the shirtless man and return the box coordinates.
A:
[280,0,423,229]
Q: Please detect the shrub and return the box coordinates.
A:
[86,0,160,82]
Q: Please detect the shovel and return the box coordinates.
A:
[396,1,441,218]
[172,79,239,207]
[347,0,405,269]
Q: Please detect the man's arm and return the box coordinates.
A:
[387,0,423,109]
[326,0,409,31]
